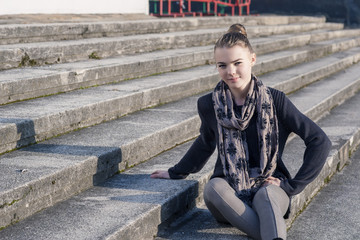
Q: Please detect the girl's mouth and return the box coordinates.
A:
[228,77,239,82]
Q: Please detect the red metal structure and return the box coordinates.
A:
[150,0,251,17]
[236,0,251,15]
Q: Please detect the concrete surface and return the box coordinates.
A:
[1,34,360,156]
[0,22,344,71]
[0,13,359,239]
[0,140,218,240]
[2,29,359,106]
[1,89,360,239]
[0,94,201,229]
[0,15,326,44]
[287,148,360,239]
[1,55,360,230]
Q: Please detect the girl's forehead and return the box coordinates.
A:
[215,46,251,60]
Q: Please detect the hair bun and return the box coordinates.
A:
[227,23,247,38]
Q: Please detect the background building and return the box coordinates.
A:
[0,0,148,15]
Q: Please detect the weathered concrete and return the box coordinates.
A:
[286,61,360,121]
[0,22,343,71]
[0,140,217,240]
[1,34,359,156]
[264,47,360,94]
[1,28,359,105]
[1,82,359,240]
[0,57,359,230]
[0,14,359,238]
[287,147,360,239]
[283,89,360,228]
[0,15,327,44]
[0,95,201,230]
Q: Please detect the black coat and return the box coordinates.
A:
[169,87,332,197]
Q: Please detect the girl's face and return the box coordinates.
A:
[215,45,256,92]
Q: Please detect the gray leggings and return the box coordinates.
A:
[204,178,290,240]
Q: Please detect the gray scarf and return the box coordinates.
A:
[212,75,279,205]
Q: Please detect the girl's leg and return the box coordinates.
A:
[203,178,261,240]
[252,184,290,240]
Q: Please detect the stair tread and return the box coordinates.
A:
[1,42,359,117]
[1,58,360,232]
[0,15,327,45]
[0,22,340,49]
[1,29,359,107]
[2,57,359,177]
[0,22,345,70]
[0,37,359,137]
[0,15,359,238]
[1,74,360,240]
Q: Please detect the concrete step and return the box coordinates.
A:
[1,35,360,155]
[1,56,360,231]
[1,28,360,105]
[0,15,327,45]
[0,22,344,71]
[1,65,360,239]
[287,147,360,239]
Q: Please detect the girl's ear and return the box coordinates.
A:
[250,53,256,67]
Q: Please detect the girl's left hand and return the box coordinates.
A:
[263,176,281,187]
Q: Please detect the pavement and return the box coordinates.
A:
[287,147,360,239]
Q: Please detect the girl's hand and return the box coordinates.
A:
[263,176,281,187]
[150,170,170,179]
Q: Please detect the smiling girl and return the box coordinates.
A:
[151,24,331,240]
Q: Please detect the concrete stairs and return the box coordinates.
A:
[0,15,359,239]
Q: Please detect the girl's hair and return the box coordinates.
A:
[214,23,254,53]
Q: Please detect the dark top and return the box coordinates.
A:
[168,88,332,197]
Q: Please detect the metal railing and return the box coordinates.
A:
[149,0,251,17]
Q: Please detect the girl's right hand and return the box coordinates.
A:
[150,170,170,179]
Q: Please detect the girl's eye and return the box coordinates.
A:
[235,62,242,66]
[218,64,226,69]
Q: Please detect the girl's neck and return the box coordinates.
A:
[230,82,251,106]
[232,94,246,106]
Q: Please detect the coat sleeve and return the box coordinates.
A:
[275,91,332,196]
[168,95,217,179]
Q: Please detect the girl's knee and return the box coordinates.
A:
[253,185,289,214]
[253,185,271,203]
[204,178,227,195]
[204,178,235,204]
[254,184,286,202]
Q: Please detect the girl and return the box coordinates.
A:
[151,24,331,240]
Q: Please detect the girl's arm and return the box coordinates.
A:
[151,94,217,179]
[275,91,332,196]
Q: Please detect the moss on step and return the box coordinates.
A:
[89,52,101,60]
[18,53,38,67]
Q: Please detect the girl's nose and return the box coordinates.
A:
[228,65,236,75]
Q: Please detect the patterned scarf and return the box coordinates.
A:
[212,75,279,205]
